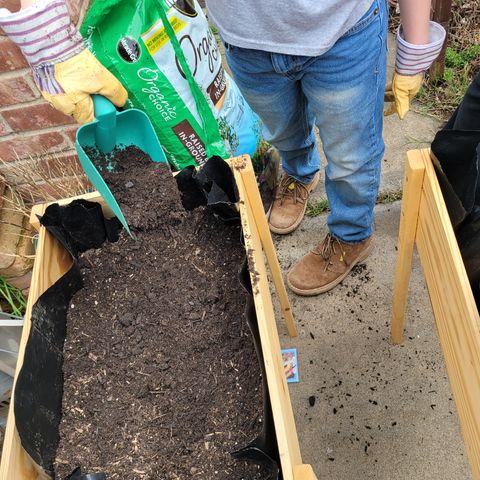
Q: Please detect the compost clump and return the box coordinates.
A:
[54,147,266,479]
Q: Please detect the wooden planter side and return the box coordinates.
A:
[391,148,480,479]
[1,158,317,480]
[232,156,317,480]
[0,202,74,480]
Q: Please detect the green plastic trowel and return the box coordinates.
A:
[76,95,167,237]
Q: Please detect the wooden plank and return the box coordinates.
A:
[0,202,73,480]
[391,150,426,344]
[429,0,453,80]
[293,464,319,480]
[235,156,297,337]
[232,156,304,480]
[0,429,48,480]
[414,149,480,479]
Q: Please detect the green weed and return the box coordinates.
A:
[306,198,330,217]
[417,44,480,119]
[306,190,403,217]
[0,277,26,317]
[377,190,403,204]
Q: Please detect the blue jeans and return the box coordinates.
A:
[223,0,388,243]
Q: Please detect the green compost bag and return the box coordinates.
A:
[81,0,261,169]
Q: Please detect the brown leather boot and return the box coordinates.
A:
[268,172,320,234]
[287,233,373,295]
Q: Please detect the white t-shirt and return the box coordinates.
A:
[206,0,374,57]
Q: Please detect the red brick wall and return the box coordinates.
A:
[0,0,89,193]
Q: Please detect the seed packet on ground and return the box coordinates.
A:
[282,348,299,383]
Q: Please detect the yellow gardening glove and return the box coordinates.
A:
[41,50,128,124]
[0,0,127,125]
[384,72,423,119]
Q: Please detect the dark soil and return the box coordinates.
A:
[54,147,265,479]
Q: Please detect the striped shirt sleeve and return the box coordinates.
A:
[0,0,84,69]
[396,21,446,76]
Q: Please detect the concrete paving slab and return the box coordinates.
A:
[273,204,471,480]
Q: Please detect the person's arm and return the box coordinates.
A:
[0,0,126,123]
[385,0,446,119]
[399,0,430,44]
[20,0,37,8]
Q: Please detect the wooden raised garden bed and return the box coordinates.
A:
[0,156,317,480]
[392,148,480,479]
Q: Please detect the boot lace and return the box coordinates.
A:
[313,234,345,271]
[276,175,309,206]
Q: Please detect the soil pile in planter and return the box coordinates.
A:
[54,148,266,479]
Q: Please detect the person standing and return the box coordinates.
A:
[206,0,445,295]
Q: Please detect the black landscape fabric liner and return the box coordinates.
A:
[174,154,240,222]
[431,71,480,308]
[65,468,106,480]
[13,158,282,480]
